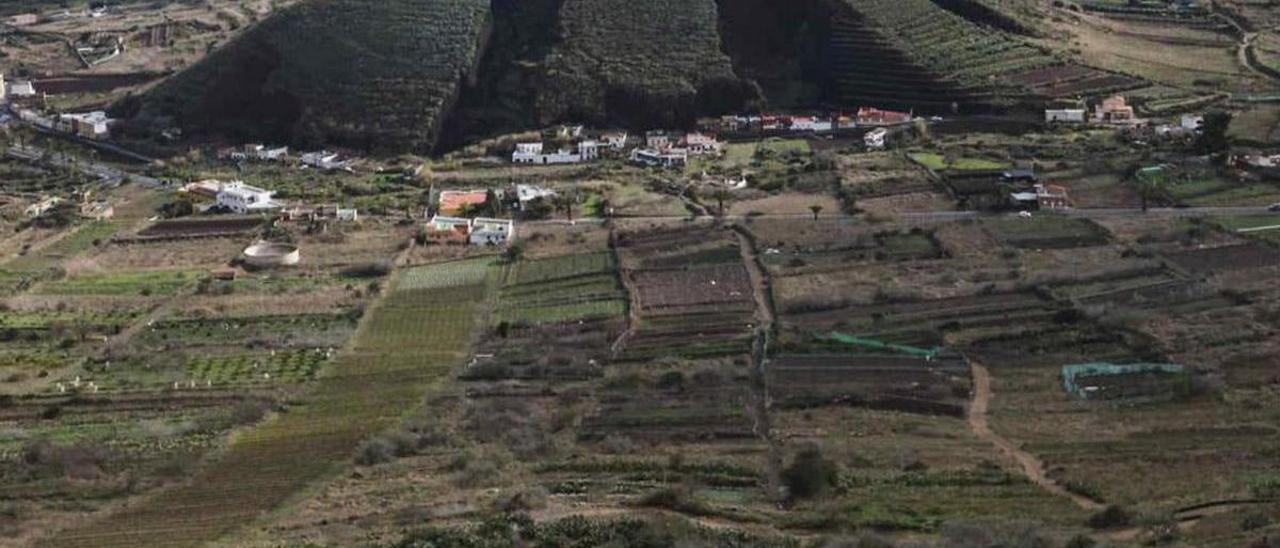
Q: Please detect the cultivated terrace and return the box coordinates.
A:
[0,1,1279,547]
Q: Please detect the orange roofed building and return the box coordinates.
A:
[437,190,488,216]
[856,107,912,126]
[1093,95,1136,125]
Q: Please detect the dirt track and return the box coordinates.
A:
[967,361,1104,511]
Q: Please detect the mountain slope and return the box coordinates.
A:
[133,0,491,152]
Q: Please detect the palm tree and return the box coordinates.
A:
[809,204,823,221]
[1137,177,1164,213]
[714,189,730,217]
[555,192,576,222]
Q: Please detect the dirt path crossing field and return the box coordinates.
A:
[968,361,1104,512]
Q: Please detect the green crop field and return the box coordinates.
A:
[45,259,494,548]
[909,152,1011,171]
[985,215,1111,249]
[1211,215,1280,244]
[36,269,201,296]
[186,349,329,385]
[396,257,494,291]
[4,221,120,273]
[495,253,627,325]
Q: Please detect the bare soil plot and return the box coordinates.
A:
[83,238,245,270]
[769,354,971,416]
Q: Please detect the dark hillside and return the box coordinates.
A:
[437,0,563,151]
[129,0,1066,152]
[716,0,837,108]
[131,0,491,153]
[535,0,760,128]
[442,0,760,148]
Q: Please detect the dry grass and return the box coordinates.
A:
[176,286,362,318]
[82,239,245,271]
[1055,14,1262,88]
[728,193,840,217]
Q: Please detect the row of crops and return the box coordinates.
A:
[48,259,494,547]
[494,252,628,325]
[832,0,1058,107]
[36,269,201,296]
[851,0,1056,86]
[185,349,329,385]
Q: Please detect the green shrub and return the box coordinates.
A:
[1087,505,1132,529]
[783,445,840,499]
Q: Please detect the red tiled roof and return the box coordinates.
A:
[439,191,488,215]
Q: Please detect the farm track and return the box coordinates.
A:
[608,236,642,359]
[733,224,783,500]
[967,361,1105,512]
[40,252,490,548]
[1214,7,1280,84]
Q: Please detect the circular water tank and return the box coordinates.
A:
[242,241,300,268]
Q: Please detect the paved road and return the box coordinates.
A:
[526,206,1276,226]
[8,144,164,189]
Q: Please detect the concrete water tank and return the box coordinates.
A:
[242,241,300,268]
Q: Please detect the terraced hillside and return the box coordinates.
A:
[444,0,759,145]
[133,0,1130,150]
[538,0,757,127]
[834,0,1059,110]
[131,0,491,152]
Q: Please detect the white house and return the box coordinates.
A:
[790,116,833,132]
[683,132,722,156]
[470,218,515,246]
[1181,114,1204,132]
[601,131,628,150]
[241,144,288,161]
[424,215,515,246]
[58,111,114,140]
[555,125,584,140]
[1045,109,1086,124]
[864,127,888,150]
[216,182,281,214]
[301,151,347,171]
[9,80,36,97]
[25,197,62,217]
[645,130,672,150]
[516,184,556,206]
[511,141,598,164]
[631,148,688,168]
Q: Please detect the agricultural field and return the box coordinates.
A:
[4,0,1280,543]
[44,257,491,547]
[495,252,627,325]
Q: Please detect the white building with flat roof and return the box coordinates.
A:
[216,181,281,214]
[511,141,599,164]
[1045,109,1086,124]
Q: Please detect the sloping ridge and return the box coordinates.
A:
[131,0,492,153]
[440,0,761,148]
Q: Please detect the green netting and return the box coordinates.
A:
[827,332,941,358]
[1062,362,1183,399]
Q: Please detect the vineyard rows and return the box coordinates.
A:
[48,259,493,547]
